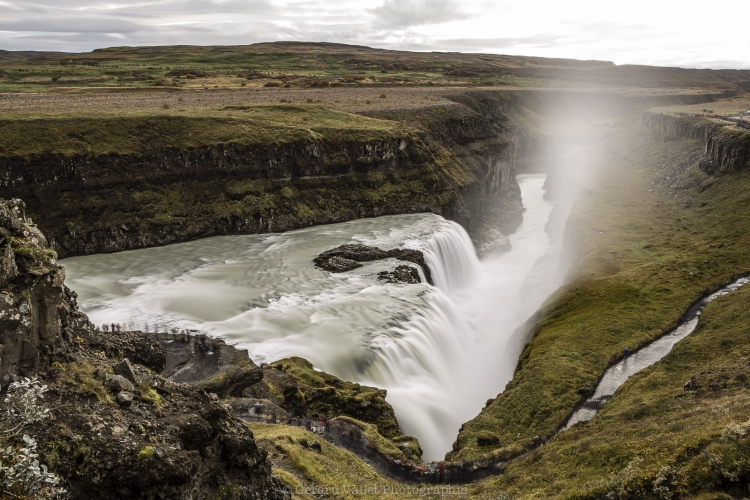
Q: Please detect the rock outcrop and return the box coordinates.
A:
[314,243,432,284]
[244,357,404,440]
[643,112,750,174]
[149,332,264,397]
[0,198,285,500]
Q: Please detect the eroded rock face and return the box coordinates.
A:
[0,199,76,387]
[0,198,285,500]
[244,357,403,440]
[314,243,433,284]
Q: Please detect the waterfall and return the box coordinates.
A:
[60,174,556,462]
[411,221,482,294]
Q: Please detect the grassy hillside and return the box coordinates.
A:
[449,113,750,468]
[471,282,750,498]
[0,104,407,157]
[0,42,748,93]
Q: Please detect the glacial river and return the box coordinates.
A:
[61,173,556,460]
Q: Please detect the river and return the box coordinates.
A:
[61,173,556,460]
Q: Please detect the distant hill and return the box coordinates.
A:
[0,49,71,61]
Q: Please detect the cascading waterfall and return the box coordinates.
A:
[60,173,556,461]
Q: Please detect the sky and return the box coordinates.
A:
[0,0,748,68]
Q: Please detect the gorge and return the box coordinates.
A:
[60,173,556,460]
[3,42,750,499]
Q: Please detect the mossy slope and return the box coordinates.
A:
[450,115,750,469]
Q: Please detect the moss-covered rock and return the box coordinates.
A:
[245,357,402,440]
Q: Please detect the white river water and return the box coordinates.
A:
[61,173,555,460]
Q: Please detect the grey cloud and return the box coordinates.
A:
[369,0,471,28]
[0,17,144,33]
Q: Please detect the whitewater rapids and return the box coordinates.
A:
[61,173,555,460]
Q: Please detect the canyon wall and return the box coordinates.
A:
[643,111,750,174]
[0,93,530,258]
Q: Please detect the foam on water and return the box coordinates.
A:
[61,174,555,460]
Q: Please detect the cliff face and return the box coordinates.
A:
[0,99,525,258]
[643,112,750,174]
[364,91,525,236]
[0,199,285,500]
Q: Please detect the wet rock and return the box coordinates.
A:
[314,244,433,284]
[476,228,511,255]
[105,374,135,393]
[377,265,421,284]
[319,255,362,272]
[117,391,134,406]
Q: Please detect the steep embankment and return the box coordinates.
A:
[643,111,750,174]
[445,105,750,497]
[0,95,527,258]
[0,199,285,499]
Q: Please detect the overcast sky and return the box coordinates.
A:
[0,0,748,68]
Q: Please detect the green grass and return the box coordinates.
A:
[449,118,750,471]
[472,279,750,499]
[250,423,401,500]
[0,105,407,158]
[0,43,556,93]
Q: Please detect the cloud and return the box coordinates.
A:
[369,0,471,28]
[0,17,143,33]
[0,0,747,69]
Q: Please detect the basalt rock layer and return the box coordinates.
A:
[643,111,750,174]
[0,90,541,258]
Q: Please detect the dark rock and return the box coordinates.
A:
[314,244,433,284]
[377,265,421,284]
[83,329,166,373]
[105,374,135,393]
[150,333,263,398]
[0,197,285,500]
[319,255,362,272]
[113,358,139,385]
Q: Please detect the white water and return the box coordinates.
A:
[61,173,555,460]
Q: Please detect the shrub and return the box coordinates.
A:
[1,379,66,498]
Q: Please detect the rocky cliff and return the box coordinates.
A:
[0,199,285,500]
[0,98,523,258]
[643,111,750,174]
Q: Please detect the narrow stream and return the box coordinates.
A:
[566,276,750,429]
[61,173,556,460]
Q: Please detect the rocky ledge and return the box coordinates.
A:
[0,198,285,500]
[314,243,432,284]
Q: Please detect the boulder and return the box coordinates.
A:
[113,358,140,385]
[105,374,135,393]
[116,391,134,406]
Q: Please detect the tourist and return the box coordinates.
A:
[623,347,630,357]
